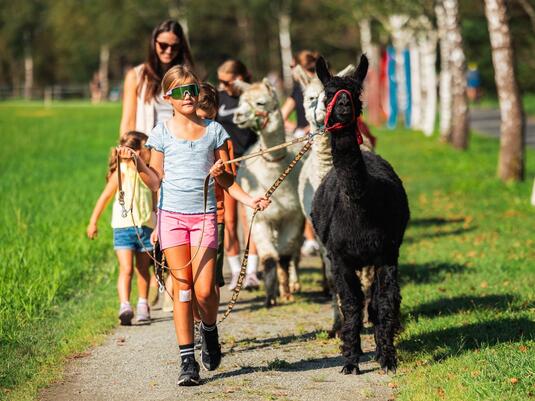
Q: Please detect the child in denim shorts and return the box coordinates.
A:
[87,131,156,326]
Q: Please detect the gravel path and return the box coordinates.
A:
[39,256,393,401]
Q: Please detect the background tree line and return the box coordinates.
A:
[0,0,534,95]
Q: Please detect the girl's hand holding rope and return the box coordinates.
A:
[250,196,270,211]
[209,159,226,177]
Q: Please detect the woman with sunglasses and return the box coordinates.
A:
[119,20,194,308]
[119,65,270,386]
[216,59,261,292]
[119,20,194,136]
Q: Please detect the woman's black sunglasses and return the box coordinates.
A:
[156,41,180,53]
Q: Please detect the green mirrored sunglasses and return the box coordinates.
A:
[165,83,200,100]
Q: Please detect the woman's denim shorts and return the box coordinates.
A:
[113,226,153,252]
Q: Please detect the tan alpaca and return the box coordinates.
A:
[233,79,305,306]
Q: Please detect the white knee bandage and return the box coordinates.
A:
[179,289,192,302]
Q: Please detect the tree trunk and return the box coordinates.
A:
[436,3,453,142]
[410,44,422,130]
[237,9,258,75]
[278,2,293,94]
[389,15,410,127]
[419,25,437,136]
[359,19,381,126]
[484,0,525,181]
[98,44,109,102]
[23,33,33,100]
[443,0,469,149]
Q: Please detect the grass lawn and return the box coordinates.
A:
[374,127,535,401]
[0,102,121,400]
[0,101,533,400]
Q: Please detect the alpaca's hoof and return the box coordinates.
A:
[378,355,397,375]
[289,282,301,294]
[264,297,277,308]
[382,366,397,375]
[280,293,295,303]
[340,363,360,375]
[327,328,341,339]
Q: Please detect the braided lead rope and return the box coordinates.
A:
[117,131,320,312]
[218,137,315,323]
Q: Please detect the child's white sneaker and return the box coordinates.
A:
[118,303,133,326]
[136,302,151,323]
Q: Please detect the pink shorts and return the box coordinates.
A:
[158,210,218,250]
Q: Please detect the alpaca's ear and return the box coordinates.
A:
[354,54,369,82]
[315,56,332,86]
[262,77,275,94]
[292,65,312,90]
[232,79,251,93]
[336,64,356,78]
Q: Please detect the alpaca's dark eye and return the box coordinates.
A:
[256,101,266,106]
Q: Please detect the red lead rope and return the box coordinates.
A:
[324,89,363,145]
[323,89,377,148]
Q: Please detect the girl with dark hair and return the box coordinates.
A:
[120,19,195,135]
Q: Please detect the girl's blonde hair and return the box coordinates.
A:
[107,131,148,181]
[161,65,200,94]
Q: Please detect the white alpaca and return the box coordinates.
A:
[233,79,305,307]
[292,64,357,219]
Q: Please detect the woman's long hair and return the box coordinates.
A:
[140,20,195,102]
[107,131,148,182]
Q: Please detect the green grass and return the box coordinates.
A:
[373,128,535,401]
[477,93,535,118]
[0,101,534,400]
[0,102,122,400]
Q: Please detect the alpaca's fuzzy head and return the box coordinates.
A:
[316,55,368,127]
[233,78,279,131]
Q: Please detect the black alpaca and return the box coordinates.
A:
[311,55,410,374]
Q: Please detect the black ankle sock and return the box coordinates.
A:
[201,321,216,332]
[179,343,195,363]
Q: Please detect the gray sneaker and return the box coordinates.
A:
[136,302,151,323]
[119,304,134,326]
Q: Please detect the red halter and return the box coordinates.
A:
[324,89,363,145]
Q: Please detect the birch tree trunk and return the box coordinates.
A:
[278,1,293,94]
[443,0,469,149]
[484,0,525,181]
[436,3,453,142]
[359,19,381,126]
[420,26,437,136]
[23,33,33,100]
[410,43,422,130]
[98,44,109,102]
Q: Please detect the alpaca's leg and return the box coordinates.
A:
[324,253,342,338]
[288,253,301,293]
[357,266,375,324]
[332,256,365,375]
[263,257,278,307]
[252,221,279,307]
[278,255,293,302]
[372,265,401,374]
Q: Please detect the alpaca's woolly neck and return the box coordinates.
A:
[258,110,287,161]
[330,125,368,200]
